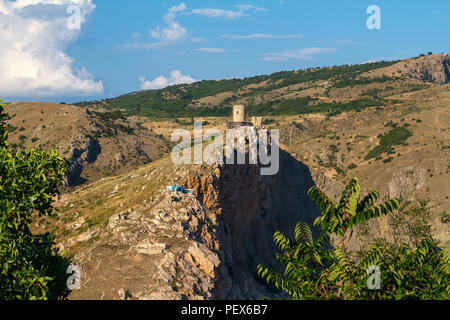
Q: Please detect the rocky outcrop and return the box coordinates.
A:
[60,146,344,300]
[3,102,171,188]
[407,54,450,84]
[67,137,101,186]
[185,148,343,299]
[66,190,221,300]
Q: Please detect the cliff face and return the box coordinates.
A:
[406,54,450,84]
[42,131,447,300]
[50,135,445,300]
[4,102,171,187]
[43,146,343,300]
[185,149,343,299]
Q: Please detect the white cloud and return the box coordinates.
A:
[123,3,204,50]
[189,37,207,43]
[139,70,196,90]
[0,0,103,97]
[168,3,187,13]
[261,47,338,61]
[191,4,267,20]
[235,4,268,12]
[261,52,315,62]
[149,3,188,43]
[363,57,398,64]
[223,33,303,40]
[195,47,226,53]
[192,8,244,19]
[299,47,338,55]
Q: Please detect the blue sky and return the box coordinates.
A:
[1,0,449,103]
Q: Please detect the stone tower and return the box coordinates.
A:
[232,105,247,123]
[228,105,263,129]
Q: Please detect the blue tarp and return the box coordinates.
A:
[166,185,195,193]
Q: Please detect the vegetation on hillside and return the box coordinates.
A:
[332,75,394,89]
[365,125,412,160]
[258,177,449,300]
[248,98,384,117]
[0,100,70,300]
[74,60,398,118]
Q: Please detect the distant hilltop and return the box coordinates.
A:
[73,53,450,119]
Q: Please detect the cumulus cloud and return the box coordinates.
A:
[223,33,303,40]
[261,47,338,61]
[191,4,267,20]
[195,47,226,53]
[139,70,196,90]
[123,3,204,50]
[0,0,103,98]
[149,3,188,43]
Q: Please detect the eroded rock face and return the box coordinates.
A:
[63,147,345,300]
[68,143,433,300]
[67,137,101,186]
[185,149,343,299]
[407,54,450,84]
[3,102,171,188]
[67,191,221,300]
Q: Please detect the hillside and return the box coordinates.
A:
[33,117,449,299]
[11,53,450,300]
[33,145,344,300]
[270,86,450,245]
[74,54,449,119]
[4,102,171,186]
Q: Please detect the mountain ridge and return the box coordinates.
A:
[74,54,449,118]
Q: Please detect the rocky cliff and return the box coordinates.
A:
[185,149,343,298]
[37,145,343,300]
[406,54,450,84]
[4,102,171,187]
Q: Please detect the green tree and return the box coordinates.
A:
[258,177,450,299]
[0,100,70,300]
[308,177,399,245]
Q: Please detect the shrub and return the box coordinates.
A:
[0,101,71,300]
[440,212,450,224]
[258,178,449,300]
[365,125,412,160]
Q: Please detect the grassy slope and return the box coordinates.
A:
[74,60,401,118]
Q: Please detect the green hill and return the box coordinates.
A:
[75,60,401,118]
[75,54,449,119]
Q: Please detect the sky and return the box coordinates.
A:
[0,0,449,103]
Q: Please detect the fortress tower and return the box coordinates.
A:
[232,105,247,122]
[228,105,256,129]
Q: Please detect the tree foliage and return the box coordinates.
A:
[258,177,450,300]
[308,177,399,237]
[0,100,70,300]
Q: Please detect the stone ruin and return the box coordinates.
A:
[228,105,263,129]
